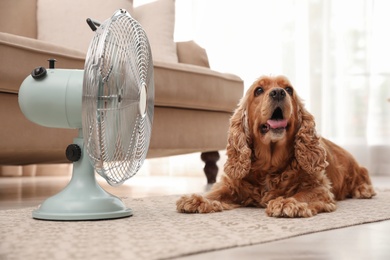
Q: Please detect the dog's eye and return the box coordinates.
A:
[285,86,293,96]
[254,87,264,97]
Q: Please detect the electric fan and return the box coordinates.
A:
[18,9,154,220]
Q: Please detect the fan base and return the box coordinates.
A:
[32,197,133,221]
[33,208,132,221]
[32,136,133,221]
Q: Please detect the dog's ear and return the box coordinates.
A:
[224,97,252,179]
[294,98,328,174]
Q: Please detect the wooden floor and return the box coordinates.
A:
[0,152,216,210]
[1,154,389,260]
[0,174,211,210]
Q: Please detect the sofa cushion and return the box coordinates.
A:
[37,0,134,53]
[134,0,178,63]
[0,33,243,113]
[154,61,242,113]
[0,33,85,94]
[177,41,210,68]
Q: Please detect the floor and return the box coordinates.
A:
[1,154,389,260]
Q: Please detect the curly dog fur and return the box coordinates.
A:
[177,75,376,217]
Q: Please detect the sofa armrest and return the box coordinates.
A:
[0,32,85,94]
[176,41,210,68]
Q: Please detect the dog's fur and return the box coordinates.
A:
[176,75,376,217]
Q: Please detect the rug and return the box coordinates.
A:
[1,191,390,260]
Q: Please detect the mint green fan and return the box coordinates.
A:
[18,9,154,220]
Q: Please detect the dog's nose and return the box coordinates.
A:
[269,88,286,101]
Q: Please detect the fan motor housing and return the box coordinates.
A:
[19,69,83,129]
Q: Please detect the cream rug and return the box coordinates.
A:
[1,191,390,260]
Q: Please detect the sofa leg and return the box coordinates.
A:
[200,151,220,184]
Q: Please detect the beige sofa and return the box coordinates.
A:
[0,0,243,182]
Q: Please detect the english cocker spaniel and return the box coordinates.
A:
[176,75,376,217]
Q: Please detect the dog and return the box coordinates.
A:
[176,75,376,217]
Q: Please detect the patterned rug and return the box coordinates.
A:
[1,191,390,260]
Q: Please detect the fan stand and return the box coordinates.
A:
[32,130,133,221]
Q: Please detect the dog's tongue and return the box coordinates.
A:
[267,119,288,129]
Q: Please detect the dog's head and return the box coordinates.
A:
[224,75,327,179]
[246,75,297,145]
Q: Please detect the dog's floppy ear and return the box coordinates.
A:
[224,97,252,179]
[294,98,328,174]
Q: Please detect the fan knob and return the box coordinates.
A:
[66,144,82,162]
[31,66,47,79]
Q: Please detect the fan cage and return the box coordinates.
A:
[82,9,154,186]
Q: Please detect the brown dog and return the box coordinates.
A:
[176,75,376,217]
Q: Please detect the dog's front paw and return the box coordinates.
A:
[176,194,223,213]
[353,184,376,199]
[266,197,315,218]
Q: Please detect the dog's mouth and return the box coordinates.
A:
[260,107,288,134]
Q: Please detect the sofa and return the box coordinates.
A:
[0,0,244,183]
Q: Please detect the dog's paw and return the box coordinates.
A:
[176,194,224,213]
[353,184,376,199]
[266,197,316,218]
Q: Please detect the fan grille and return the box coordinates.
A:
[82,10,154,186]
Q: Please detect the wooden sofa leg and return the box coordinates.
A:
[200,151,220,184]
